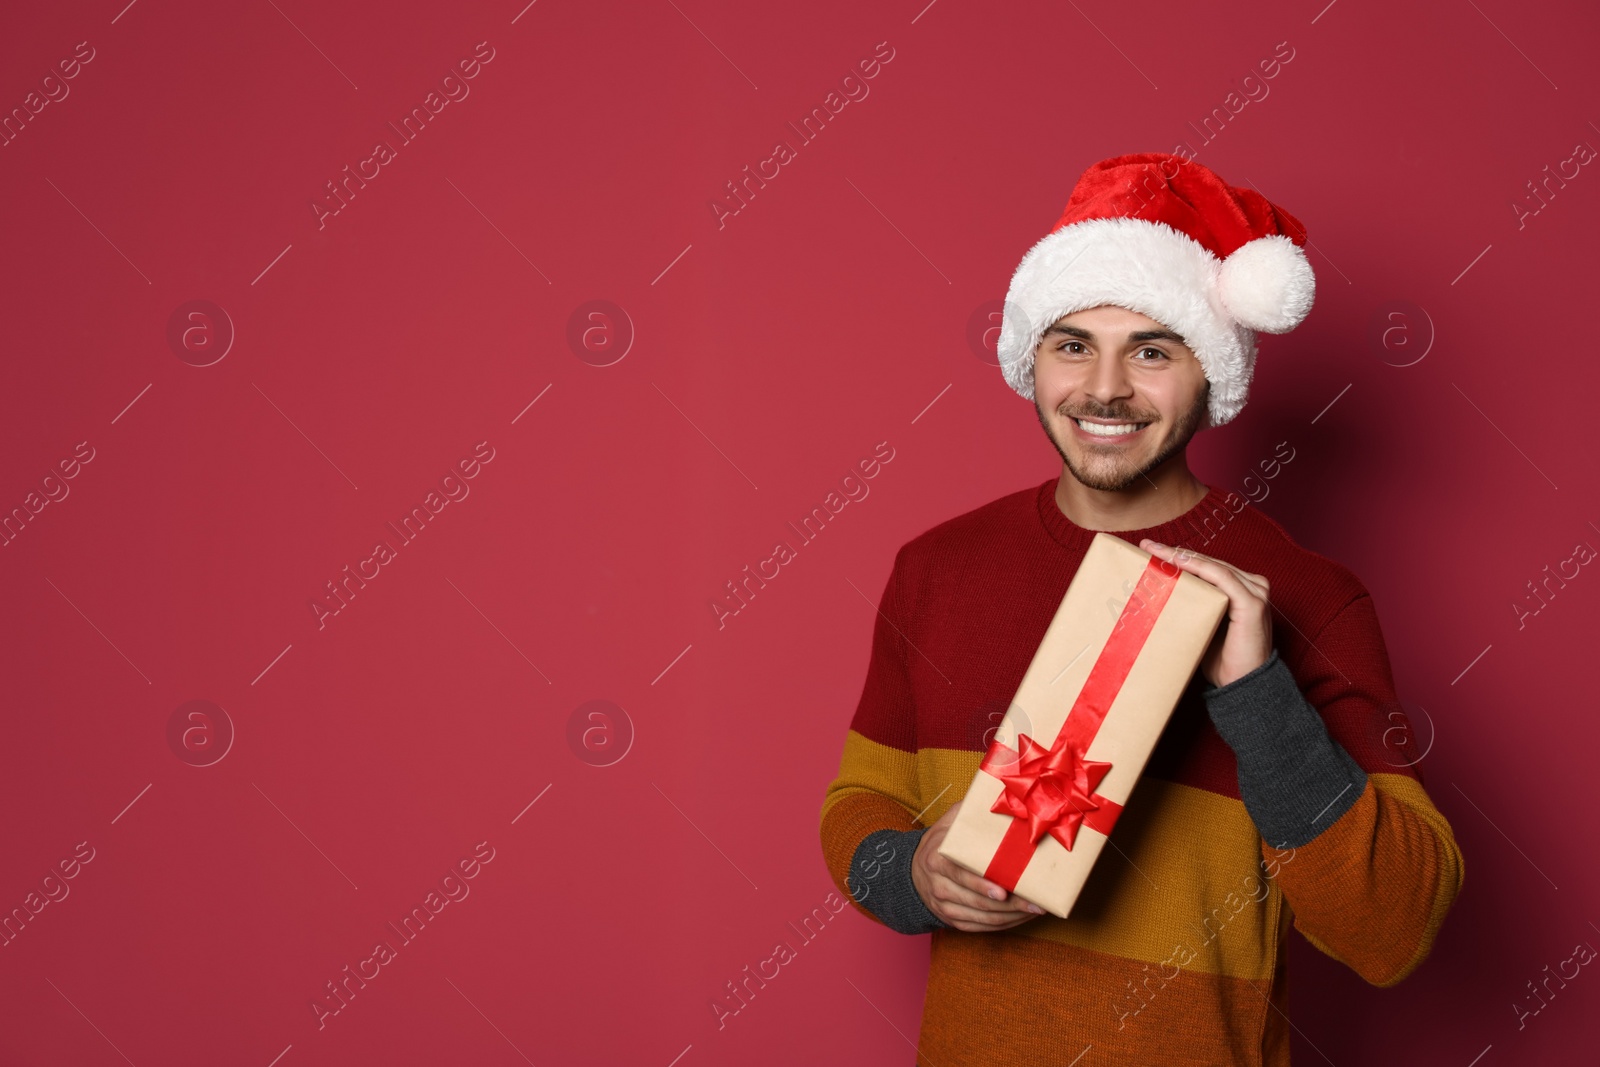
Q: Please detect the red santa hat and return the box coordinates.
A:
[996,153,1315,427]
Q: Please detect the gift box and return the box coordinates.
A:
[936,531,1229,918]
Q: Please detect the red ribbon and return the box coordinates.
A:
[979,554,1182,892]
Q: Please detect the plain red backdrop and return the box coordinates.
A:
[1,0,1595,1063]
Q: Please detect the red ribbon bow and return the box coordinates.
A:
[981,731,1114,852]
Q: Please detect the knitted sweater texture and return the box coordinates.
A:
[818,477,1464,1066]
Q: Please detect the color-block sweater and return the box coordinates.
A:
[819,478,1464,1067]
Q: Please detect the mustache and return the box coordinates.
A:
[1058,403,1159,422]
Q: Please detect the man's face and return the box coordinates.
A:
[1032,304,1210,492]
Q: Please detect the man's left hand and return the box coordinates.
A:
[1139,539,1272,689]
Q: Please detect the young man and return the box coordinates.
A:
[818,154,1463,1065]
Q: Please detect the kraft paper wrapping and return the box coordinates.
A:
[936,531,1229,919]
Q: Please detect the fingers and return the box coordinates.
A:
[938,902,1039,931]
[937,856,1019,904]
[925,855,1042,918]
[1141,540,1270,605]
[914,799,1047,930]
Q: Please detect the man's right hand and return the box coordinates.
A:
[912,801,1046,932]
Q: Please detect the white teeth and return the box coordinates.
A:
[1075,419,1146,436]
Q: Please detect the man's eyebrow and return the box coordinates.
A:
[1041,324,1092,339]
[1129,328,1187,344]
[1040,323,1187,345]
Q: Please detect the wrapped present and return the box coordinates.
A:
[937,531,1229,918]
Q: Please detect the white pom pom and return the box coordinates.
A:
[1217,235,1315,333]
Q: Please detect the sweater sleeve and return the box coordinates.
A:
[1201,593,1465,987]
[818,547,946,935]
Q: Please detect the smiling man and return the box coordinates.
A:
[818,154,1463,1065]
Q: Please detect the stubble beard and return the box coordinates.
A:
[1034,384,1210,492]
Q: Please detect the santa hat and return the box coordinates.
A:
[996,153,1315,428]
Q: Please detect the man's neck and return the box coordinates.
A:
[1052,458,1209,533]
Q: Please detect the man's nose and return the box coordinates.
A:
[1082,353,1133,407]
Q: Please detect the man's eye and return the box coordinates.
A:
[1057,341,1087,353]
[1137,347,1167,360]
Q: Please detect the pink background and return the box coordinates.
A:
[2,0,1595,1063]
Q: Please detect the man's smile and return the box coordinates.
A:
[1070,416,1151,442]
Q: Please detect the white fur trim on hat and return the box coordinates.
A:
[997,217,1273,428]
[1218,235,1315,333]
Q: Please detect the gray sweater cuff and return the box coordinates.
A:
[846,827,947,934]
[1202,649,1368,849]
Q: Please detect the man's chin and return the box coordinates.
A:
[1064,458,1155,492]
[1054,432,1166,491]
